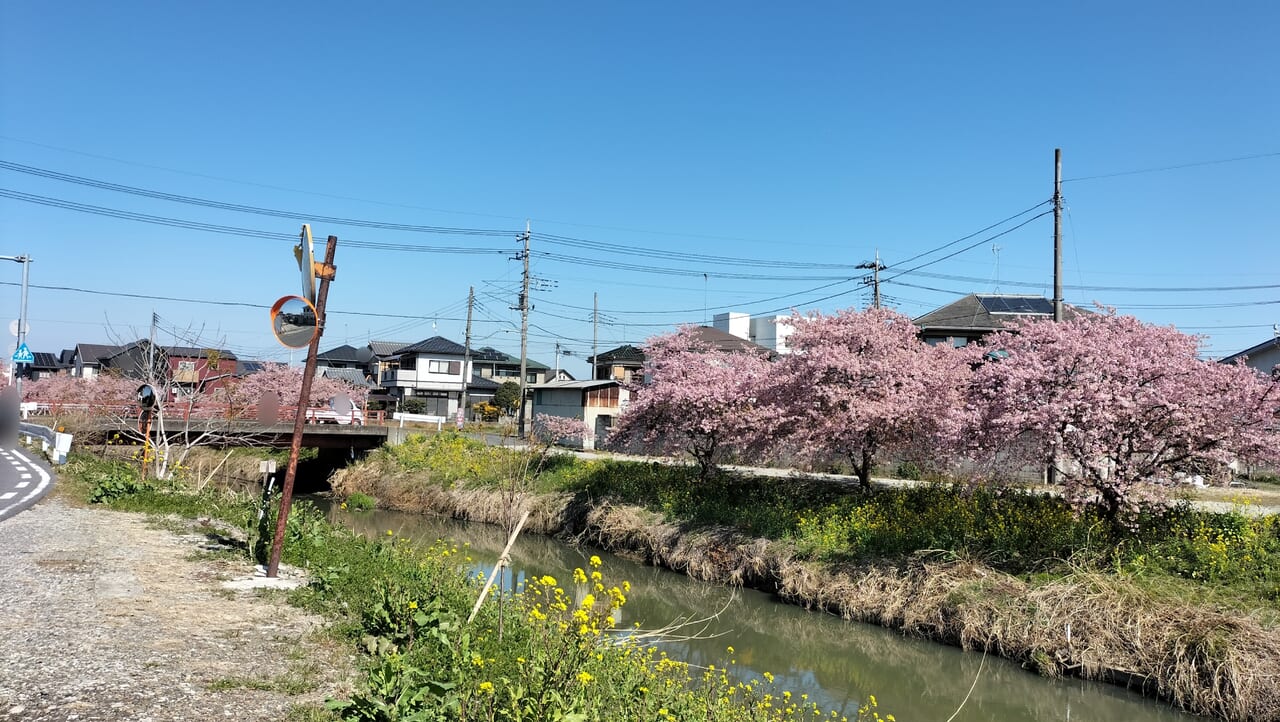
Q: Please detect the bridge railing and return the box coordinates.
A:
[22,402,387,426]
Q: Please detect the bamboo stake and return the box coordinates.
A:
[467,509,530,624]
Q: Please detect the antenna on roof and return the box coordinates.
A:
[991,243,1002,293]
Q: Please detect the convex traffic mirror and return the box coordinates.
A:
[137,384,158,409]
[270,295,319,349]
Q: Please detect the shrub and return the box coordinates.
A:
[346,492,376,511]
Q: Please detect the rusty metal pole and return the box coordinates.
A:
[266,235,338,577]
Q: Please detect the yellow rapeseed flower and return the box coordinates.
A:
[478,681,495,694]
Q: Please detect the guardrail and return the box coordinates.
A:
[392,412,449,430]
[19,422,72,465]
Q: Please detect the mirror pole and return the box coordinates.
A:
[266,235,338,577]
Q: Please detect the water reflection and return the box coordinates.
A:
[324,503,1195,722]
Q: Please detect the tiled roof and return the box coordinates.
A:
[319,366,374,388]
[1220,336,1280,365]
[913,294,1080,333]
[590,344,645,365]
[74,343,124,365]
[471,346,550,370]
[394,336,466,356]
[467,374,501,391]
[318,344,370,364]
[687,326,769,354]
[369,340,413,357]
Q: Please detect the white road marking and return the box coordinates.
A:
[16,481,29,488]
[14,466,27,471]
[0,449,54,521]
[20,473,31,479]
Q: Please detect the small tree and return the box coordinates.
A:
[494,381,521,416]
[962,311,1280,525]
[767,308,969,486]
[611,326,776,479]
[531,413,594,448]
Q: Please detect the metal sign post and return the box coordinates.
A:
[266,233,338,577]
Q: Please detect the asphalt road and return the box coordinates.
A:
[0,447,54,522]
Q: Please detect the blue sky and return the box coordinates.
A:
[1,1,1277,377]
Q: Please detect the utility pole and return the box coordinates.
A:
[3,255,31,399]
[1049,148,1064,488]
[460,286,474,425]
[856,251,885,309]
[592,292,599,380]
[517,221,531,438]
[1053,148,1063,322]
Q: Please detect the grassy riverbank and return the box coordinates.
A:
[328,433,1280,722]
[55,451,892,722]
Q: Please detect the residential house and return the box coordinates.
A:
[1219,331,1280,378]
[369,340,413,387]
[381,336,471,417]
[588,326,771,382]
[912,294,1081,347]
[69,343,124,379]
[712,312,794,354]
[589,344,645,382]
[530,379,628,450]
[471,346,550,386]
[105,342,239,400]
[316,344,375,373]
[20,351,69,380]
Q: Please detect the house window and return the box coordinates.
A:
[496,368,519,378]
[429,360,462,374]
[587,386,619,408]
[401,355,417,371]
[177,361,196,373]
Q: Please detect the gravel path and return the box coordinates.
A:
[0,499,355,721]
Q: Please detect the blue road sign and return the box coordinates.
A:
[12,343,33,364]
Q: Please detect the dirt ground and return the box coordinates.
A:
[0,498,355,721]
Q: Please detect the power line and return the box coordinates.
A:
[883,211,1054,283]
[896,269,1280,293]
[890,201,1051,269]
[1064,151,1280,183]
[0,280,517,323]
[0,159,517,237]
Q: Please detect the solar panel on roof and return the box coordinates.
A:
[978,296,1053,315]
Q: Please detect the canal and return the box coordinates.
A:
[323,503,1196,722]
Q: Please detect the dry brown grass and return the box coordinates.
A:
[772,557,1280,722]
[326,464,1280,722]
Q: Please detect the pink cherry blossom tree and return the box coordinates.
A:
[962,311,1280,524]
[767,307,971,486]
[23,373,137,410]
[611,326,777,479]
[215,363,369,416]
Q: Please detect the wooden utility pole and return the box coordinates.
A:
[460,286,474,423]
[517,221,531,437]
[1053,148,1063,322]
[267,234,337,578]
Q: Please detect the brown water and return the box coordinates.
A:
[324,504,1199,722]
